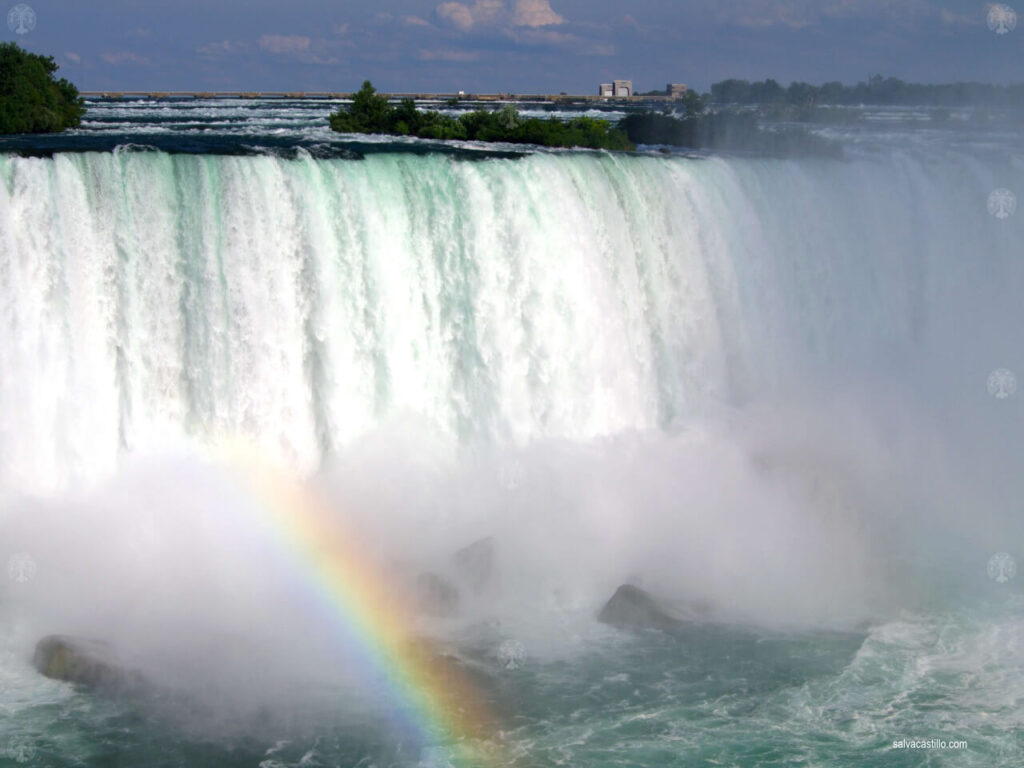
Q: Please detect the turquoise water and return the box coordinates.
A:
[2,101,1024,766]
[3,604,1023,766]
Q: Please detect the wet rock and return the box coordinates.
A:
[597,584,684,632]
[415,572,460,618]
[452,536,495,592]
[33,635,145,692]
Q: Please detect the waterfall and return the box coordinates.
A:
[1,147,1021,493]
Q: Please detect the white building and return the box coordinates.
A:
[599,80,633,98]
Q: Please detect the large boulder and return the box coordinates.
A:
[415,572,460,618]
[452,537,495,593]
[389,561,461,618]
[33,635,145,692]
[597,584,685,632]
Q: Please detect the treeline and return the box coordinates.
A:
[0,42,85,134]
[710,75,1024,107]
[618,111,841,158]
[330,81,633,150]
[331,81,838,156]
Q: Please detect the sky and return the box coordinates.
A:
[3,0,1022,93]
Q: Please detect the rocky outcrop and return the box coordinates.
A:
[597,584,685,632]
[390,537,497,619]
[415,572,460,618]
[33,635,144,692]
[452,537,495,593]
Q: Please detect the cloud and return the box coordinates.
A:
[417,48,482,61]
[256,34,353,65]
[259,34,312,55]
[126,27,152,39]
[725,1,816,29]
[706,0,946,29]
[437,2,473,29]
[100,51,151,65]
[197,40,248,59]
[436,0,563,31]
[939,8,976,26]
[437,0,504,31]
[199,34,350,65]
[428,0,614,60]
[404,15,433,27]
[512,0,564,27]
[510,27,613,55]
[64,51,81,64]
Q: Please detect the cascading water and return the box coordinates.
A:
[2,148,1019,490]
[2,127,1024,766]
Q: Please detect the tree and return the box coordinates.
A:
[681,90,705,117]
[497,104,519,131]
[328,80,393,133]
[709,75,1024,108]
[710,79,746,103]
[0,42,85,134]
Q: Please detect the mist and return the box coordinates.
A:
[1,384,1010,735]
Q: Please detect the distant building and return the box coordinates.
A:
[599,80,633,98]
[667,83,688,99]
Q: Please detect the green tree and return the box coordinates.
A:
[0,42,85,134]
[329,80,394,133]
[497,104,519,131]
[681,90,705,117]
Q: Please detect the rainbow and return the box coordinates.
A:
[222,444,501,766]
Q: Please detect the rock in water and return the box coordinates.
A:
[33,635,144,692]
[415,572,460,617]
[597,585,684,632]
[452,536,495,592]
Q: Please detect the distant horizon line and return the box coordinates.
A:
[74,77,1024,97]
[76,90,674,101]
